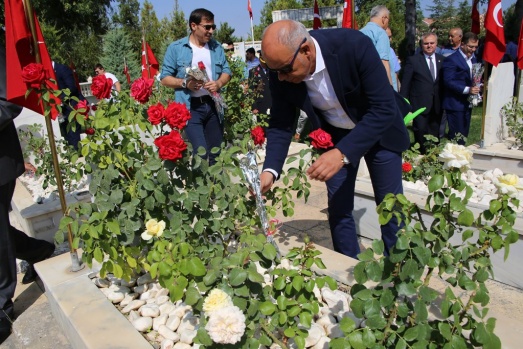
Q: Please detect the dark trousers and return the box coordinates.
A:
[412,108,441,153]
[0,180,54,315]
[446,109,472,145]
[326,143,404,259]
[185,99,223,166]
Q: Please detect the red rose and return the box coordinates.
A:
[164,102,191,130]
[91,75,113,99]
[130,77,154,104]
[154,130,187,161]
[75,100,90,119]
[147,103,165,125]
[21,63,47,88]
[309,129,333,149]
[402,162,413,173]
[251,126,265,146]
[85,128,95,135]
[198,61,206,71]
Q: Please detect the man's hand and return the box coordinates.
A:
[203,80,220,93]
[470,86,480,95]
[260,171,275,194]
[306,148,345,182]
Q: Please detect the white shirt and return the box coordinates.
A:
[303,38,356,130]
[190,42,212,98]
[104,72,119,91]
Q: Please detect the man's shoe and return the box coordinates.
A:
[0,311,13,344]
[22,264,37,284]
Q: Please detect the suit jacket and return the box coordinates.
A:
[249,64,271,115]
[441,50,475,111]
[53,62,85,116]
[400,52,444,115]
[0,46,24,186]
[263,28,411,175]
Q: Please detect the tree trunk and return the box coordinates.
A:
[405,0,417,56]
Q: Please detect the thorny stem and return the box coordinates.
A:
[381,304,398,344]
[451,291,476,334]
[261,322,288,349]
[423,267,434,286]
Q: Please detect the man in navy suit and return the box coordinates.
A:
[401,32,444,154]
[441,32,480,145]
[260,20,411,259]
[53,61,86,149]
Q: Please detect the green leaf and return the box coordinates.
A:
[262,243,277,260]
[294,334,305,349]
[403,326,419,341]
[188,257,206,276]
[395,338,407,349]
[229,268,248,286]
[259,301,276,315]
[292,275,304,291]
[184,286,201,305]
[339,317,357,333]
[93,247,103,263]
[348,331,365,349]
[457,209,474,226]
[428,174,444,192]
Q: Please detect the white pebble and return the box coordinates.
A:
[132,317,152,332]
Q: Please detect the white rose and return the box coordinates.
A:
[439,143,473,170]
[141,219,166,240]
[494,173,523,198]
[205,305,246,344]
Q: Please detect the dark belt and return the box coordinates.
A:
[190,95,213,105]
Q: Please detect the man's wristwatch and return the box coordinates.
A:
[342,155,350,165]
[181,78,188,89]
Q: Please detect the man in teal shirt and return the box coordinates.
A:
[160,8,231,165]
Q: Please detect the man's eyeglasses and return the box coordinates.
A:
[199,24,216,31]
[265,37,307,74]
[465,44,478,50]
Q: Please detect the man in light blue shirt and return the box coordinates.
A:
[360,5,392,85]
[160,8,231,165]
[386,28,401,91]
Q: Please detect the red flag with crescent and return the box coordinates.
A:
[313,0,322,30]
[248,0,253,19]
[141,41,159,79]
[5,0,59,118]
[342,0,357,29]
[471,0,480,34]
[483,0,506,66]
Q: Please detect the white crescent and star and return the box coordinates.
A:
[493,3,503,28]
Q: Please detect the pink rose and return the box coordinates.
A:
[21,63,47,88]
[309,129,334,149]
[91,75,113,99]
[164,102,191,130]
[130,77,154,104]
[154,130,187,161]
[147,103,165,125]
[251,126,265,146]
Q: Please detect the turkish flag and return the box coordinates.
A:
[5,0,59,118]
[313,0,322,30]
[483,0,506,66]
[248,0,253,19]
[123,60,131,85]
[471,0,480,34]
[342,0,357,29]
[141,41,159,79]
[518,19,523,70]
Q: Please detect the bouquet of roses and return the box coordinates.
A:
[185,61,227,115]
[468,63,484,108]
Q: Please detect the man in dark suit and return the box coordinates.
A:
[0,46,55,343]
[248,51,271,116]
[441,32,480,145]
[53,61,86,149]
[401,32,444,154]
[260,20,411,259]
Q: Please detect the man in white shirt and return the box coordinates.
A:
[94,63,121,92]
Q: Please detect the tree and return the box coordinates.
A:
[140,0,163,60]
[427,0,456,39]
[214,22,241,44]
[100,28,141,87]
[111,0,141,54]
[454,0,472,34]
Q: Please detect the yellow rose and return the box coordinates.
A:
[495,173,523,198]
[498,174,520,186]
[203,289,233,315]
[141,219,166,240]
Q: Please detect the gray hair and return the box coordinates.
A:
[370,5,389,19]
[262,20,312,49]
[422,32,438,42]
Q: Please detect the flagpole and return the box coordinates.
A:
[351,0,355,28]
[250,17,255,48]
[480,62,490,148]
[143,29,150,79]
[515,68,521,100]
[23,0,84,271]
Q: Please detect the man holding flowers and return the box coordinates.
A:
[259,20,411,259]
[160,8,231,165]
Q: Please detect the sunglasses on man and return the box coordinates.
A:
[198,24,217,31]
[265,37,307,74]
